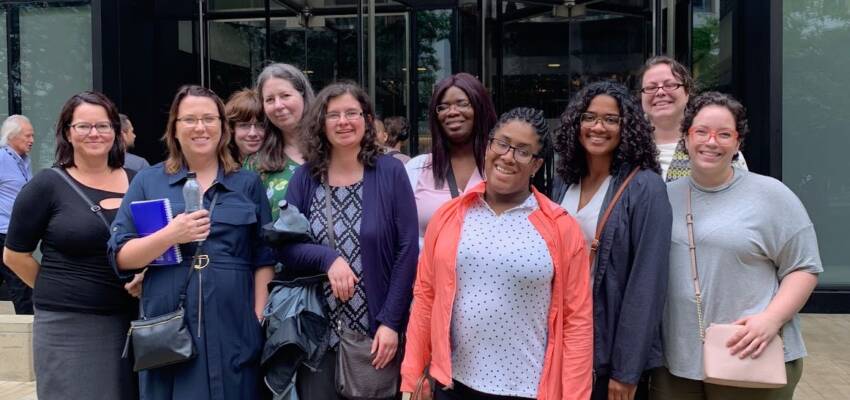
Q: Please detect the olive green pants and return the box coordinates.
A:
[648,359,803,400]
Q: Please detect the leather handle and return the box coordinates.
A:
[589,167,640,263]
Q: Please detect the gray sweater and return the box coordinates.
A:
[663,168,823,380]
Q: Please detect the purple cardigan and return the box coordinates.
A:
[276,155,419,335]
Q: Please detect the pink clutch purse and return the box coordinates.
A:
[702,323,787,388]
[686,189,787,389]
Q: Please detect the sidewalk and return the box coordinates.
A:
[1,314,848,399]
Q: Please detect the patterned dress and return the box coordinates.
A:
[308,181,370,348]
[244,156,301,220]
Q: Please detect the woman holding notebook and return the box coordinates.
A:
[3,91,139,399]
[109,85,275,400]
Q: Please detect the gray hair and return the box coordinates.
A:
[0,115,32,146]
[256,63,315,109]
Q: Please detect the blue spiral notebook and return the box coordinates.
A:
[129,198,183,265]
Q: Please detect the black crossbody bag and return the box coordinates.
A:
[120,192,219,371]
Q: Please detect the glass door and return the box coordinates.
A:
[495,0,652,117]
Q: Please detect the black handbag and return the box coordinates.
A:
[121,192,219,371]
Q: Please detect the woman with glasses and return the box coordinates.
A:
[248,63,316,219]
[406,73,497,245]
[110,85,275,400]
[638,56,747,181]
[3,91,141,399]
[402,107,592,400]
[651,92,821,400]
[551,81,672,400]
[225,88,265,161]
[276,82,418,399]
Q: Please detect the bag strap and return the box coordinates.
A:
[589,167,640,263]
[685,187,706,341]
[446,162,460,199]
[323,179,336,249]
[50,167,111,230]
[175,191,219,308]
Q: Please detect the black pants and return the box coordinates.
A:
[0,233,33,314]
[591,372,650,400]
[434,380,534,400]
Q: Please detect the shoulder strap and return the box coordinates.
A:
[685,186,705,340]
[174,191,219,309]
[589,167,640,263]
[323,179,336,249]
[49,167,110,230]
[446,162,460,199]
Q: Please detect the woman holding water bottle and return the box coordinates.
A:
[108,85,275,400]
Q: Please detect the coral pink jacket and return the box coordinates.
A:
[400,182,593,400]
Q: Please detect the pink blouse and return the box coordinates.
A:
[405,154,485,241]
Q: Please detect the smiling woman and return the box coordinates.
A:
[2,91,140,400]
[274,82,419,400]
[552,81,672,400]
[402,107,592,400]
[109,85,275,400]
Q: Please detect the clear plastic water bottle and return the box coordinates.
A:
[183,172,204,213]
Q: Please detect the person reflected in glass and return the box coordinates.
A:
[402,107,592,400]
[110,85,275,400]
[638,56,747,181]
[405,73,497,245]
[277,82,418,399]
[550,81,672,400]
[249,63,316,219]
[225,88,266,161]
[650,92,821,400]
[3,92,140,400]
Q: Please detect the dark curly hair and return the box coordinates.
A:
[299,81,382,179]
[554,81,660,185]
[428,73,497,188]
[680,91,748,160]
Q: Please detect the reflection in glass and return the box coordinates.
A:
[415,9,452,154]
[1,10,7,118]
[692,0,733,92]
[210,0,267,11]
[499,2,649,118]
[19,4,93,172]
[209,19,267,97]
[782,1,850,287]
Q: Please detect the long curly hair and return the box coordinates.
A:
[554,81,660,185]
[299,82,382,179]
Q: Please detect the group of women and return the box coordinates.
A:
[1,57,821,400]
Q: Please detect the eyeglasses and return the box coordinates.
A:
[580,112,621,128]
[234,122,261,132]
[326,110,364,124]
[435,100,472,114]
[70,122,114,135]
[687,126,739,145]
[177,115,220,127]
[640,82,685,94]
[488,137,539,164]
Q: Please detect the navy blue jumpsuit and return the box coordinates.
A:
[109,164,274,400]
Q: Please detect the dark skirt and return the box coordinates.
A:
[33,308,137,400]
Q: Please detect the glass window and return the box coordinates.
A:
[692,0,734,92]
[0,9,7,119]
[373,14,408,120]
[209,19,267,97]
[209,0,266,12]
[783,1,850,288]
[414,9,452,154]
[19,4,93,173]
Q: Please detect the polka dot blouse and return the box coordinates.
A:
[450,193,554,397]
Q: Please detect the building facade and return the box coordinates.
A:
[1,0,848,309]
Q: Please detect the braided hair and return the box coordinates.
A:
[491,107,554,191]
[554,81,660,185]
